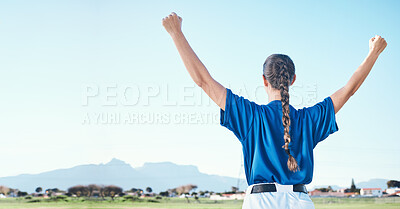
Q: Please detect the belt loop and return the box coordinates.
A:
[246,184,254,195]
[274,182,293,193]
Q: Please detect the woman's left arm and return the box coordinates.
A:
[162,12,227,110]
[330,35,387,114]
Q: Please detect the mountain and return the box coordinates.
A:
[311,179,390,191]
[356,178,389,189]
[0,158,246,193]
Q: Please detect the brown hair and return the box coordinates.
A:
[263,54,299,172]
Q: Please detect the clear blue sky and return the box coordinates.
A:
[0,0,399,190]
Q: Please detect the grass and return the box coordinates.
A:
[0,197,399,209]
[312,197,400,209]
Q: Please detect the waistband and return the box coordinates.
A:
[246,182,306,195]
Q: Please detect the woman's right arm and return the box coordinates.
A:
[162,12,227,110]
[330,35,387,114]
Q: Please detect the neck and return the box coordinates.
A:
[268,89,282,102]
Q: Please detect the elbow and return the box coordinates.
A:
[195,79,204,88]
[195,77,207,88]
[195,74,213,88]
[349,85,360,96]
[344,85,357,97]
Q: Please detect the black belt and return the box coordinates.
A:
[251,183,308,194]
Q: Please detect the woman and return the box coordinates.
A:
[162,12,387,209]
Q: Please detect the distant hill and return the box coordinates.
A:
[0,158,246,193]
[311,178,390,191]
[356,178,389,189]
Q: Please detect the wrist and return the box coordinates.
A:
[367,50,380,59]
[170,31,184,39]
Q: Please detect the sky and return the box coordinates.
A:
[0,0,399,190]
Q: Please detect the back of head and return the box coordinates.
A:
[263,54,295,89]
[263,54,299,172]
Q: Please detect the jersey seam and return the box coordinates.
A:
[241,105,257,142]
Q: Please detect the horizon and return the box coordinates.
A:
[0,0,399,191]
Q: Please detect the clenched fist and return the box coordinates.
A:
[369,35,387,54]
[162,12,183,36]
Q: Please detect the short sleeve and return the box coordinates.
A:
[220,88,257,142]
[306,96,339,148]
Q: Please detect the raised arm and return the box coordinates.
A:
[330,35,387,114]
[162,12,227,110]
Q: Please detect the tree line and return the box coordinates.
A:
[0,184,202,199]
[313,179,400,194]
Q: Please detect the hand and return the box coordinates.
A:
[369,35,387,54]
[162,12,183,36]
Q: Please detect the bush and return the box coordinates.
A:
[56,195,68,201]
[47,195,69,202]
[124,195,140,201]
[25,196,32,199]
[159,191,169,197]
[147,199,160,203]
[18,191,28,197]
[27,199,41,203]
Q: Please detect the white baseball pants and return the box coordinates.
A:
[242,183,315,209]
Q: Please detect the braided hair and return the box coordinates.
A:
[263,54,299,172]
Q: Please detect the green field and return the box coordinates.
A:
[0,197,399,209]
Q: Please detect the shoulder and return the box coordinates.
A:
[225,88,262,109]
[296,96,336,125]
[298,97,333,113]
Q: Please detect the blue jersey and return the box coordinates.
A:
[220,88,338,185]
